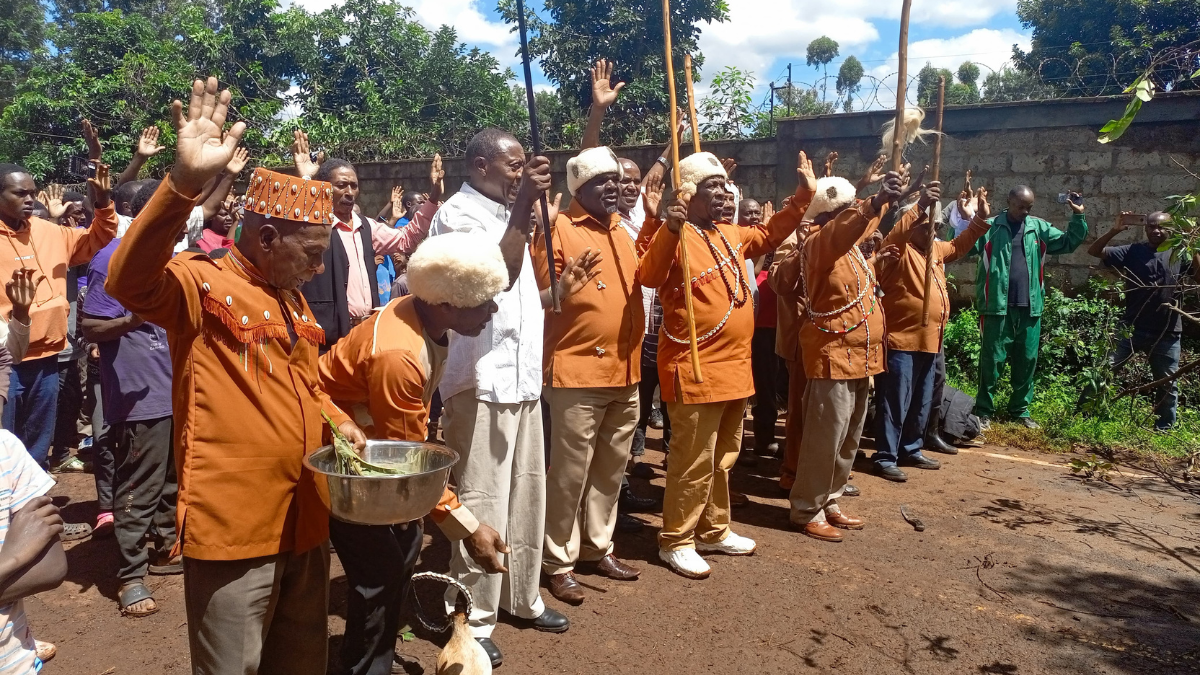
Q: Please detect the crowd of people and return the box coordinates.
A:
[0,60,1189,675]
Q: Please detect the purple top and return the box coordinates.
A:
[82,240,174,424]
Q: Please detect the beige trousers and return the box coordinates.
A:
[788,377,869,525]
[183,544,330,675]
[658,398,747,551]
[441,393,546,638]
[543,384,639,575]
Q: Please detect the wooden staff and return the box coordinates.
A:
[684,54,701,153]
[515,0,560,314]
[663,0,703,382]
[890,0,913,173]
[921,75,946,327]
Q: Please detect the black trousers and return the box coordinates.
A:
[925,348,947,440]
[112,415,177,582]
[750,327,782,451]
[329,518,423,675]
[632,360,671,457]
[88,363,115,512]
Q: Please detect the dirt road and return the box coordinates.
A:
[31,441,1200,674]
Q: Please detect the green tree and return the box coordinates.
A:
[981,66,1057,102]
[806,35,839,102]
[1014,0,1200,96]
[697,66,755,139]
[776,85,835,117]
[835,55,863,112]
[498,0,730,147]
[0,0,48,107]
[916,61,981,107]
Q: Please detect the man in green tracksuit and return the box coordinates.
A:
[967,186,1087,428]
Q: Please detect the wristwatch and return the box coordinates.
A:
[656,156,669,169]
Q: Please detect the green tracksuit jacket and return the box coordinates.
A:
[968,211,1088,316]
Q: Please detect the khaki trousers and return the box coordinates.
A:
[543,385,639,574]
[789,377,869,525]
[183,544,330,675]
[779,358,807,491]
[441,393,546,638]
[658,398,747,551]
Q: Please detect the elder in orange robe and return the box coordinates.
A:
[106,79,365,675]
[637,151,813,580]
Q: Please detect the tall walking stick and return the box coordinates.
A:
[920,75,946,327]
[663,0,703,382]
[890,0,913,173]
[684,54,701,154]
[515,0,560,314]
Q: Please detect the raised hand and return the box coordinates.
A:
[824,151,838,178]
[225,146,249,175]
[963,169,973,196]
[722,157,737,178]
[429,153,444,203]
[87,162,112,209]
[290,128,319,180]
[6,268,41,324]
[975,186,991,220]
[517,155,553,212]
[918,180,941,209]
[644,172,665,217]
[590,59,625,110]
[82,119,102,162]
[45,184,66,219]
[877,243,902,265]
[391,186,404,215]
[762,200,775,223]
[898,165,928,203]
[535,193,563,232]
[1067,191,1085,214]
[136,126,166,158]
[170,77,247,197]
[871,170,904,210]
[857,154,887,190]
[558,248,604,300]
[464,523,510,574]
[796,151,816,192]
[665,187,691,234]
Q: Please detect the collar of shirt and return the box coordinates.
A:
[332,211,363,233]
[457,182,509,223]
[566,199,620,231]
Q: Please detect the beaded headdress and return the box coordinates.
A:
[243,168,333,225]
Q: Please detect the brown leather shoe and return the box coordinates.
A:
[826,511,864,530]
[579,554,640,580]
[794,521,843,542]
[730,491,750,508]
[546,572,585,604]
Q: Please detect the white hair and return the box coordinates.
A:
[407,232,509,309]
[879,107,940,157]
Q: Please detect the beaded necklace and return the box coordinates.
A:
[797,239,878,335]
[663,224,753,345]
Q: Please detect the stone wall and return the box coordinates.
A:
[351,92,1200,300]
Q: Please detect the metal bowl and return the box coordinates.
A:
[304,440,459,525]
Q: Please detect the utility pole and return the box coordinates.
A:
[786,63,793,116]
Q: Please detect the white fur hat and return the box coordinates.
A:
[566,146,623,196]
[407,232,509,309]
[803,176,858,221]
[678,152,727,188]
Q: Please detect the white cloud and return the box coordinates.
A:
[865,28,1032,107]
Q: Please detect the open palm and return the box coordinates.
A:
[171,77,246,196]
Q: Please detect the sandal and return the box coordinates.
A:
[148,553,183,576]
[118,581,159,617]
[60,521,93,542]
[34,640,55,663]
[93,512,114,538]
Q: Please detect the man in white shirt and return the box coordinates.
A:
[429,128,567,668]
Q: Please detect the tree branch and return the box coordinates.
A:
[1114,357,1200,399]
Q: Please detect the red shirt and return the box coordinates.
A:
[755,270,777,328]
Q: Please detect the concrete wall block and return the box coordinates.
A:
[1114,150,1162,171]
[1100,174,1151,195]
[1068,151,1113,172]
[1151,174,1200,195]
[967,154,1010,174]
[1010,153,1048,173]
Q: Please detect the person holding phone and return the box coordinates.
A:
[1088,211,1194,430]
[966,186,1088,429]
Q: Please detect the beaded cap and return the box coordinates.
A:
[243,168,333,225]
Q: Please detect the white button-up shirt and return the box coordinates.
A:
[428,183,543,404]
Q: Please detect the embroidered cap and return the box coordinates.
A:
[243,168,333,225]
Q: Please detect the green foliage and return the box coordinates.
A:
[836,56,864,112]
[957,62,981,88]
[981,67,1057,103]
[698,66,756,139]
[498,0,730,147]
[805,36,838,68]
[917,62,980,107]
[775,85,835,117]
[0,0,47,107]
[1068,455,1114,481]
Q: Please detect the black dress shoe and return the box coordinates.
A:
[476,638,503,667]
[756,442,780,458]
[924,433,959,455]
[736,449,757,466]
[630,462,656,480]
[618,486,658,514]
[615,513,644,533]
[530,607,570,633]
[874,464,908,482]
[899,454,941,470]
[842,483,861,497]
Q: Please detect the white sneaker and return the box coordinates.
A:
[659,548,711,579]
[696,532,757,556]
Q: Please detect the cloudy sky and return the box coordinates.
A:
[289,0,1032,108]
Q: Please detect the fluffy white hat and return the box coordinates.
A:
[678,152,727,188]
[803,176,858,221]
[566,146,623,196]
[407,232,509,308]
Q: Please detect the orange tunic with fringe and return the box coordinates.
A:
[106,177,350,561]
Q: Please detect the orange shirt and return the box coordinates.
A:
[531,201,645,388]
[318,296,479,539]
[795,198,888,380]
[106,177,351,561]
[637,187,813,404]
[879,209,991,353]
[0,209,117,360]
